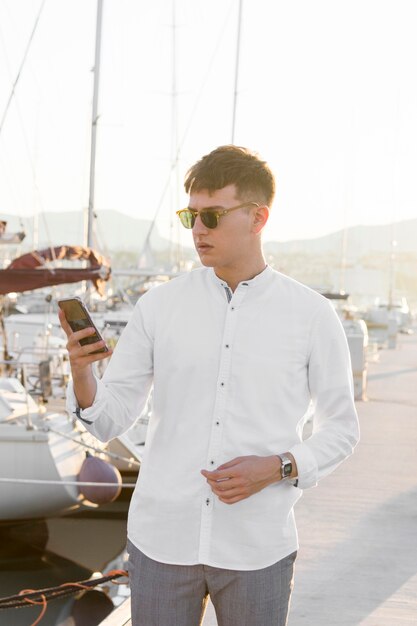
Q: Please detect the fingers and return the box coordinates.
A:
[208,478,260,505]
[201,456,269,505]
[67,326,98,348]
[201,468,234,482]
[59,311,104,354]
[59,313,113,366]
[83,347,113,363]
[68,346,113,374]
[218,489,244,503]
[70,340,112,362]
[202,470,239,494]
[219,493,245,505]
[209,478,238,493]
[210,482,249,504]
[58,308,113,376]
[58,309,99,346]
[58,309,101,341]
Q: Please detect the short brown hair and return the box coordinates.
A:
[184,145,275,206]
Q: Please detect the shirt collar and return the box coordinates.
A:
[209,264,273,290]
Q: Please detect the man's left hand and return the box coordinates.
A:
[201,455,281,505]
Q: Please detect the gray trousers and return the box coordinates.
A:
[127,540,296,626]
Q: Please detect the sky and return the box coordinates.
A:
[0,0,416,251]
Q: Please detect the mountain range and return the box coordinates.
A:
[264,220,417,258]
[2,210,417,259]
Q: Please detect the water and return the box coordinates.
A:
[0,496,131,625]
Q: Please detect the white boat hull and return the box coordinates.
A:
[0,378,103,521]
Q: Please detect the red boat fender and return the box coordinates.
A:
[78,454,122,504]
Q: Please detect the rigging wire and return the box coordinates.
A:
[0,14,34,222]
[46,425,140,467]
[0,0,57,262]
[0,150,22,217]
[231,0,243,144]
[0,477,135,488]
[139,0,236,259]
[0,0,46,137]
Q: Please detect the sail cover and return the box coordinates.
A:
[0,245,111,295]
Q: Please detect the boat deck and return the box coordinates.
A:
[103,328,417,625]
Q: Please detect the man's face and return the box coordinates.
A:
[189,184,256,272]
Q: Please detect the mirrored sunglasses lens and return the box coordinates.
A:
[200,212,218,229]
[179,211,195,229]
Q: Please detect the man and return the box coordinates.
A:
[60,145,359,626]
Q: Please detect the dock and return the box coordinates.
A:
[103,328,417,625]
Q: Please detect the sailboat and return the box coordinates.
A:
[0,377,106,520]
[0,0,245,520]
[0,2,131,523]
[0,233,126,521]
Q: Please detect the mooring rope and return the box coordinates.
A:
[0,569,129,626]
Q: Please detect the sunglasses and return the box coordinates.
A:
[176,202,260,229]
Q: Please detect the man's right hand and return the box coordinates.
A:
[58,308,113,409]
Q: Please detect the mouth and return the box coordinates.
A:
[196,243,214,253]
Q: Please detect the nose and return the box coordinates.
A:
[192,213,209,235]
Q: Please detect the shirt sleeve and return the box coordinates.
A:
[65,298,154,442]
[289,300,360,489]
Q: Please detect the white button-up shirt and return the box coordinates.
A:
[67,266,359,570]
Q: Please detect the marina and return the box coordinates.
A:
[0,222,415,625]
[0,2,416,624]
[0,218,414,625]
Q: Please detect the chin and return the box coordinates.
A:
[196,252,216,267]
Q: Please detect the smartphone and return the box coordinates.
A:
[58,297,109,354]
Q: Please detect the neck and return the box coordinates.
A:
[214,254,267,292]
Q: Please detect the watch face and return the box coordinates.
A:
[283,461,292,477]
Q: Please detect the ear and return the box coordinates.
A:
[251,205,269,234]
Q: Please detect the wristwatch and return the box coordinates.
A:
[279,454,293,480]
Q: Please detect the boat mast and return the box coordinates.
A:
[170,0,181,269]
[388,227,397,310]
[231,0,243,144]
[86,0,104,250]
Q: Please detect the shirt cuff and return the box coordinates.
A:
[66,376,104,425]
[288,441,318,489]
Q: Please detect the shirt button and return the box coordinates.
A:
[210,460,214,465]
[206,498,210,505]
[220,382,225,387]
[225,344,230,348]
[231,307,235,311]
[216,421,220,426]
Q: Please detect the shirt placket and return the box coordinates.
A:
[198,281,249,563]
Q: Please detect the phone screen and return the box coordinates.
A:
[58,298,108,353]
